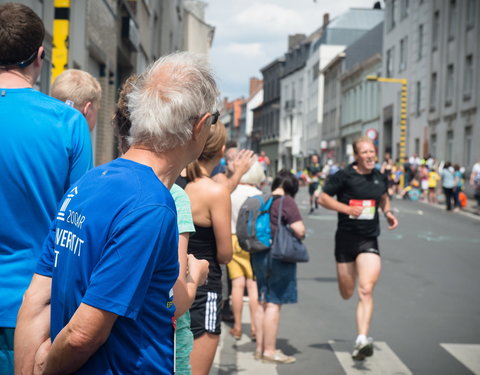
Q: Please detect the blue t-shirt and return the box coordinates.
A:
[0,88,93,327]
[36,158,179,374]
[441,168,455,188]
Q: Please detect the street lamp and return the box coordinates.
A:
[366,75,408,164]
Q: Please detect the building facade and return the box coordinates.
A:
[252,57,284,174]
[183,1,215,55]
[279,35,311,172]
[382,0,480,170]
[338,22,384,162]
[13,0,214,166]
[305,43,346,161]
[242,81,263,150]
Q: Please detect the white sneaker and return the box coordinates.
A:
[352,337,374,361]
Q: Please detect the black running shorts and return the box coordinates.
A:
[309,182,319,195]
[334,231,380,263]
[189,290,222,339]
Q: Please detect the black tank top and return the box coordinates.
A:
[187,225,221,293]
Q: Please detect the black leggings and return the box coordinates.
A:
[443,187,454,210]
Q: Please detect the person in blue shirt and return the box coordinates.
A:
[441,162,456,211]
[0,4,93,373]
[15,52,220,375]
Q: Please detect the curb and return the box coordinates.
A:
[414,198,480,221]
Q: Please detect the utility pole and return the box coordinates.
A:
[366,75,408,164]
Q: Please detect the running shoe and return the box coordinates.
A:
[351,337,374,361]
[262,349,296,364]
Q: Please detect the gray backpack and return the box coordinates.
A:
[236,194,274,253]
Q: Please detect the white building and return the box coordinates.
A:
[183,1,215,55]
[305,44,346,158]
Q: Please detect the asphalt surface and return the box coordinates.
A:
[212,186,480,375]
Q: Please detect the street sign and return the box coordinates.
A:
[366,128,378,140]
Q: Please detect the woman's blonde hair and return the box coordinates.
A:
[186,121,226,181]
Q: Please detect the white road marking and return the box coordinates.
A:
[212,300,279,374]
[329,340,413,375]
[441,343,480,375]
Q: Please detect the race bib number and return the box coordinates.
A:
[349,199,376,220]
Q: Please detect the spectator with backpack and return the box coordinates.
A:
[227,162,265,342]
[250,170,305,364]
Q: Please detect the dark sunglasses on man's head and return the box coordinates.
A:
[0,48,44,69]
[210,110,219,125]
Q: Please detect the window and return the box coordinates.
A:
[446,131,454,162]
[446,64,454,106]
[430,134,437,158]
[464,126,472,166]
[389,0,397,31]
[415,137,420,155]
[313,63,320,80]
[386,47,395,77]
[416,81,421,116]
[418,24,424,60]
[463,55,473,99]
[466,0,476,29]
[448,0,457,40]
[400,0,409,20]
[399,37,407,71]
[432,11,440,50]
[430,72,437,111]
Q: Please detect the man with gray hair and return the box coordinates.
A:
[15,51,219,375]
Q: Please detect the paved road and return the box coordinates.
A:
[212,186,480,375]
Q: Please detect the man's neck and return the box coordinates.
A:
[122,147,189,190]
[0,69,35,88]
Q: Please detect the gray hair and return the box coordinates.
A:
[127,52,219,152]
[240,161,265,185]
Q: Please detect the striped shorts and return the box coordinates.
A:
[189,290,222,339]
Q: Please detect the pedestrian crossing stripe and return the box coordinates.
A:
[329,340,413,375]
[441,343,480,375]
[212,300,480,374]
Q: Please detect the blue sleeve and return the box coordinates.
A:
[35,219,58,278]
[82,205,178,319]
[67,112,93,188]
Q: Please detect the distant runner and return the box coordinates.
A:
[306,154,322,213]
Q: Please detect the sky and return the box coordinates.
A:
[203,0,380,100]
